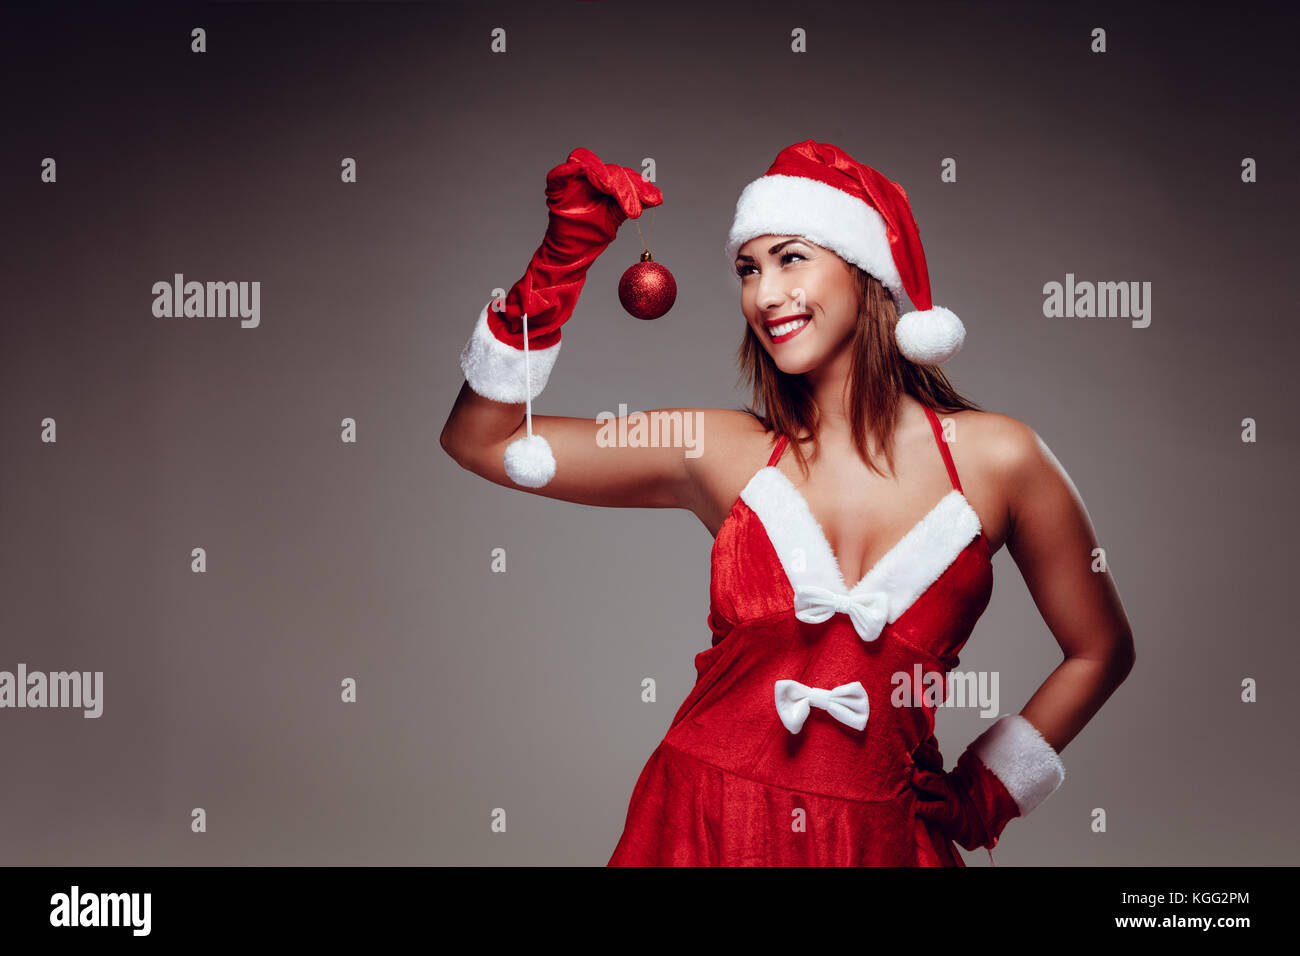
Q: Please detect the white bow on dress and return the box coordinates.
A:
[774,679,869,734]
[792,584,890,642]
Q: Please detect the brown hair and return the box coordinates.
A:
[735,265,984,480]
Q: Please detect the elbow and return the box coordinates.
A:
[1112,633,1136,682]
[441,427,490,478]
[440,426,469,470]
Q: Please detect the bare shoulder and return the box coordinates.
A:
[943,408,1042,472]
[682,409,778,536]
[931,408,1044,554]
[968,410,1084,514]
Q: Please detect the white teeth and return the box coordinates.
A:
[769,317,809,337]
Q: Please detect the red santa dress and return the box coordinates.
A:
[608,404,994,866]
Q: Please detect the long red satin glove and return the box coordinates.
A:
[487,147,664,351]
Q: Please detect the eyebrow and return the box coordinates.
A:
[735,238,810,262]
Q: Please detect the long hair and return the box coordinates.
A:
[736,264,984,480]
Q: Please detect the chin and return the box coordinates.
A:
[768,348,819,376]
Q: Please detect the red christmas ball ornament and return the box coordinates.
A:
[618,250,676,320]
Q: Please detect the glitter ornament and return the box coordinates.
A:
[617,207,676,320]
[619,251,676,320]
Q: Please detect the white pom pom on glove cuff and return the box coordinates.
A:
[969,713,1066,816]
[458,301,562,404]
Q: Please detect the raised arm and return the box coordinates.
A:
[441,386,711,512]
[439,146,716,513]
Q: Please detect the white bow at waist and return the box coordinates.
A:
[774,678,870,734]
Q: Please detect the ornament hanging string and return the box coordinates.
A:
[633,207,655,254]
[619,206,677,320]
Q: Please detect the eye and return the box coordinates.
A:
[736,251,806,277]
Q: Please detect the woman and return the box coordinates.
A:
[442,141,1135,866]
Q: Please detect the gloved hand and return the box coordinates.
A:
[459,147,663,404]
[912,714,1065,853]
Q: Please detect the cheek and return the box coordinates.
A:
[821,281,857,323]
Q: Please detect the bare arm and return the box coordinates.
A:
[993,418,1137,755]
[440,381,724,515]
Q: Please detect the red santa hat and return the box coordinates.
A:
[725,140,965,366]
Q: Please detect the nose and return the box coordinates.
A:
[756,269,791,312]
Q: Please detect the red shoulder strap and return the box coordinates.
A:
[923,405,964,494]
[767,432,789,467]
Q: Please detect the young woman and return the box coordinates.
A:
[442,141,1135,866]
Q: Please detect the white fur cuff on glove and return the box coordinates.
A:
[458,301,562,404]
[970,713,1066,816]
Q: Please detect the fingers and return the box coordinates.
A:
[636,175,664,208]
[566,148,616,195]
[546,149,605,192]
[606,163,666,216]
[547,148,663,220]
[608,165,642,219]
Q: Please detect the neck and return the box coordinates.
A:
[802,341,854,437]
[801,350,922,446]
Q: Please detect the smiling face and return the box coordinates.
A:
[735,234,860,376]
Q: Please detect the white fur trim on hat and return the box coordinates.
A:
[895,305,965,366]
[725,173,903,301]
[459,301,561,404]
[970,714,1066,816]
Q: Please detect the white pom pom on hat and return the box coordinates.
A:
[895,305,965,366]
[725,140,966,366]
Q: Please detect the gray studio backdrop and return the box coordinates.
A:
[2,0,1296,865]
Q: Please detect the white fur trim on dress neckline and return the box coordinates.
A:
[739,467,982,625]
